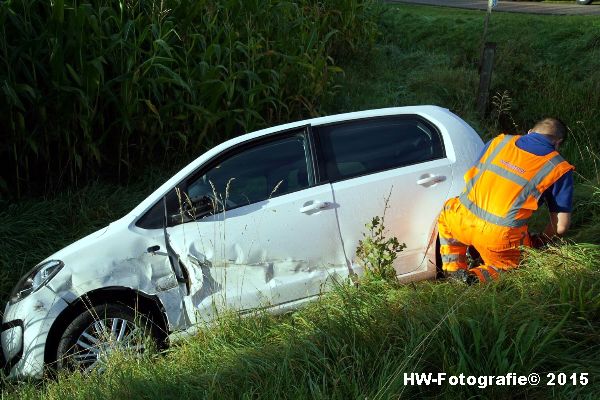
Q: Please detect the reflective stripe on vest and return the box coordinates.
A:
[441,254,467,264]
[459,135,568,228]
[480,269,492,282]
[439,236,465,247]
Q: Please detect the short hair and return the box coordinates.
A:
[532,117,568,143]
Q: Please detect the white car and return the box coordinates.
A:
[1,106,483,377]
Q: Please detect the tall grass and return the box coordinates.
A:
[4,244,599,399]
[0,0,378,197]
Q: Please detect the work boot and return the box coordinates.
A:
[444,269,468,283]
[467,246,484,269]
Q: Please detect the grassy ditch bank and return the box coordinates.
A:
[4,244,600,399]
[329,2,600,239]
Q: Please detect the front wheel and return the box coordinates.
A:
[55,303,160,372]
[576,0,593,5]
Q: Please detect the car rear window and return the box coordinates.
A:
[316,116,445,181]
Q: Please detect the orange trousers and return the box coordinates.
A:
[437,197,531,282]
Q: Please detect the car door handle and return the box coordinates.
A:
[299,201,331,213]
[416,175,445,186]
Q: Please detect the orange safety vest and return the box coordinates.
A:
[459,134,574,228]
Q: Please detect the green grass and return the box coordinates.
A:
[328,4,600,180]
[4,244,599,399]
[2,3,600,399]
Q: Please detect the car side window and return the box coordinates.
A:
[186,133,310,213]
[136,132,312,229]
[316,116,445,182]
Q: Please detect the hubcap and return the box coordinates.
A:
[70,317,145,372]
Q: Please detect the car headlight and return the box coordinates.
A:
[9,260,64,304]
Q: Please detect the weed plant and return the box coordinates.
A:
[356,215,406,283]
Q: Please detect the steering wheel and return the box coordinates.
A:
[182,194,238,219]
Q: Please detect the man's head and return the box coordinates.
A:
[528,118,568,149]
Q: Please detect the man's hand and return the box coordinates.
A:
[531,212,571,249]
[543,212,571,237]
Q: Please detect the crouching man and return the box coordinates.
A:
[438,118,574,283]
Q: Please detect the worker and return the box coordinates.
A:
[437,118,575,283]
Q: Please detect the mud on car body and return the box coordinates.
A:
[2,106,483,378]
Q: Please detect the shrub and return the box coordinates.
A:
[356,215,406,283]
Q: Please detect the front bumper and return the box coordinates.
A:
[1,286,69,378]
[1,320,24,374]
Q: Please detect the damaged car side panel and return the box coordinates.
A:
[165,183,350,322]
[46,224,193,331]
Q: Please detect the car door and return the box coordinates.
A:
[314,115,453,276]
[159,129,347,321]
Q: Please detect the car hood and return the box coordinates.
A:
[42,223,114,263]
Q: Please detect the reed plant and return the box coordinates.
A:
[0,0,378,197]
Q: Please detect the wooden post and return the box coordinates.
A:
[476,42,496,117]
[476,0,497,116]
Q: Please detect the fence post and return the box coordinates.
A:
[477,42,496,117]
[477,0,497,117]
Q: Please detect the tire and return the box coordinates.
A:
[576,0,593,5]
[56,303,160,372]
